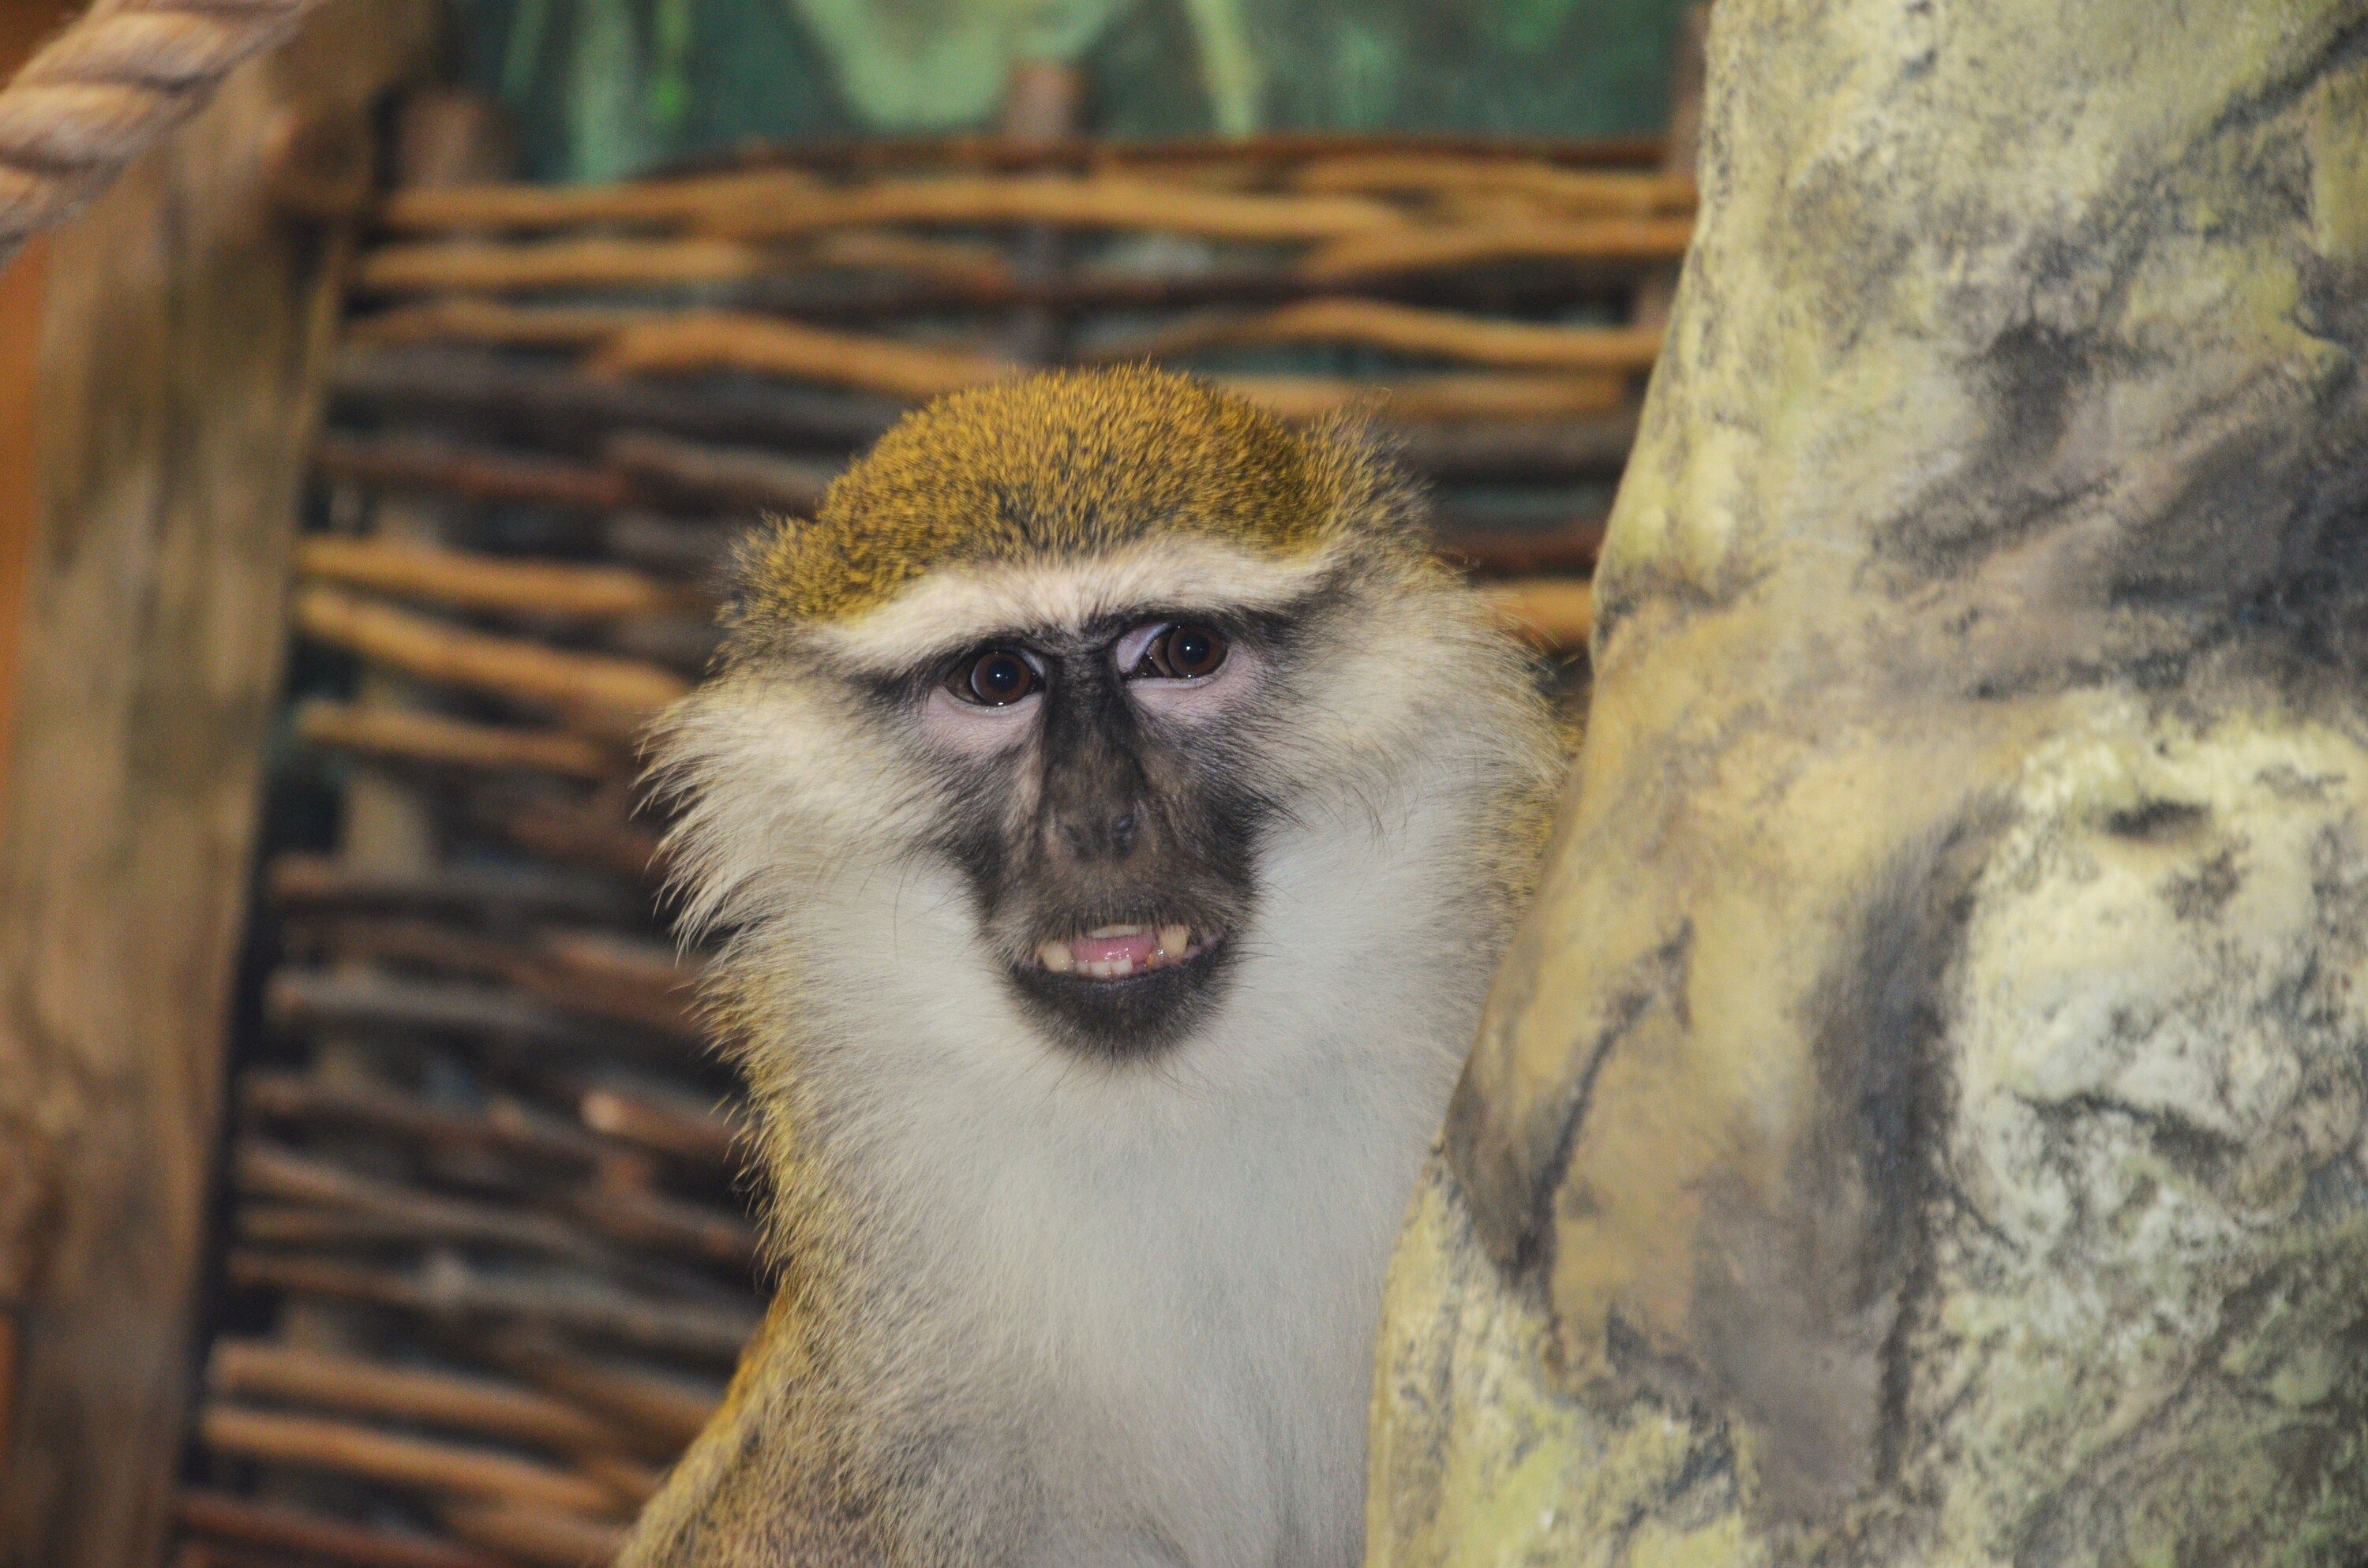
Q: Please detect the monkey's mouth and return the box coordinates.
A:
[1004,917,1235,1057]
[1032,923,1216,980]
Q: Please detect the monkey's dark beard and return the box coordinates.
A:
[1004,934,1237,1059]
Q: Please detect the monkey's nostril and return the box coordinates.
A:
[1111,810,1138,855]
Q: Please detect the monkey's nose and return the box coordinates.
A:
[1054,806,1140,862]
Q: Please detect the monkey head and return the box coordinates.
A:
[655,365,1551,1080]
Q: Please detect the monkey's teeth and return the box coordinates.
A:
[1038,924,1204,976]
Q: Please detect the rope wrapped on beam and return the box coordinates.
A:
[0,0,324,268]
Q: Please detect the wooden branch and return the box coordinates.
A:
[376,167,818,234]
[264,852,643,928]
[1290,156,1695,215]
[437,1501,628,1568]
[242,1070,605,1169]
[315,432,633,511]
[286,915,703,1042]
[347,300,660,352]
[1302,216,1697,284]
[474,1331,720,1454]
[178,1490,515,1568]
[1219,373,1627,423]
[208,1340,635,1460]
[297,701,624,783]
[1392,412,1638,481]
[600,512,746,580]
[571,1080,740,1169]
[588,312,1013,402]
[293,586,691,731]
[328,346,903,450]
[298,536,702,622]
[556,1181,759,1274]
[1476,578,1594,651]
[264,967,689,1064]
[393,171,1402,246]
[233,1141,635,1269]
[224,1250,762,1361]
[665,130,1665,179]
[805,228,1014,288]
[357,236,783,295]
[198,1405,626,1517]
[1107,298,1665,373]
[1433,520,1606,577]
[605,429,837,515]
[468,789,668,884]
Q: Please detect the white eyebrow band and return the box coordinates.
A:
[805,535,1346,675]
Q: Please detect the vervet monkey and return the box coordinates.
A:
[624,367,1561,1568]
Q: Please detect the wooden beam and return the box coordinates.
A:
[0,1,440,1562]
[0,0,77,1499]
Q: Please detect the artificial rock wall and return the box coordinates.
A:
[1370,2,2368,1562]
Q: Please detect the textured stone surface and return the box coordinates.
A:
[1370,0,2368,1560]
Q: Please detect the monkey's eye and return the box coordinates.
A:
[950,647,1040,706]
[1127,623,1229,681]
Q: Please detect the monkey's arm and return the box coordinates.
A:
[618,1297,889,1568]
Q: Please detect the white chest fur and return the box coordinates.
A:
[768,778,1499,1568]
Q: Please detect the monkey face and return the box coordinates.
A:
[898,609,1287,1060]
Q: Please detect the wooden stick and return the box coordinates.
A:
[293,586,691,729]
[233,1141,628,1269]
[1107,298,1665,373]
[347,300,661,352]
[378,168,819,233]
[665,129,1665,179]
[605,429,837,515]
[557,1181,759,1274]
[297,702,624,783]
[264,967,691,1064]
[805,227,1014,288]
[377,170,1402,244]
[469,789,668,884]
[287,915,703,1043]
[437,1502,628,1568]
[1477,578,1594,650]
[475,1331,720,1454]
[225,1251,761,1361]
[588,312,1013,401]
[358,236,784,296]
[316,432,634,511]
[240,1070,616,1173]
[298,537,702,623]
[1291,156,1695,215]
[198,1405,626,1517]
[1392,412,1637,481]
[329,346,903,451]
[682,174,1407,244]
[572,1081,740,1169]
[1433,522,1605,578]
[1302,216,1696,283]
[1220,373,1628,423]
[264,852,643,928]
[208,1340,635,1460]
[178,1490,516,1568]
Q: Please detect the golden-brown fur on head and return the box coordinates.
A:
[729,365,1403,627]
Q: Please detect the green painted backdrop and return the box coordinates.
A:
[452,0,1692,181]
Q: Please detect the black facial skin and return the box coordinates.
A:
[903,612,1294,1061]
